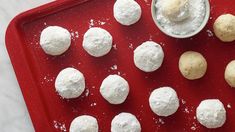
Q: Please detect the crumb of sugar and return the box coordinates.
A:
[206,29,213,37]
[129,43,133,49]
[85,89,89,97]
[227,104,231,108]
[90,103,97,107]
[53,120,67,132]
[113,44,117,50]
[181,99,186,104]
[89,19,94,28]
[110,65,118,70]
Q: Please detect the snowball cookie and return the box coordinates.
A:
[162,0,190,22]
[149,87,179,117]
[100,75,129,104]
[82,27,113,57]
[196,99,226,129]
[213,14,235,42]
[134,41,164,72]
[179,51,207,80]
[111,112,141,132]
[55,67,85,99]
[40,26,71,56]
[224,60,235,87]
[113,0,142,26]
[70,115,98,132]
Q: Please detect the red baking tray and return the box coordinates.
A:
[5,0,235,131]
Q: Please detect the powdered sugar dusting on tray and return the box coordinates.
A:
[53,120,67,132]
[89,19,107,28]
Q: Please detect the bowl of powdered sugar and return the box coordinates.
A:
[151,0,210,38]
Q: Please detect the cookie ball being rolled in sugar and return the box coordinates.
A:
[113,0,142,26]
[40,26,71,56]
[83,27,113,57]
[179,51,207,80]
[134,41,164,72]
[55,67,85,99]
[213,14,235,42]
[100,75,129,104]
[111,112,141,132]
[70,115,98,132]
[149,87,180,117]
[196,99,226,129]
[162,0,190,22]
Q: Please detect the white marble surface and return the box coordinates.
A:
[0,0,52,131]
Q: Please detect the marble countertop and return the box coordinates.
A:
[0,0,52,131]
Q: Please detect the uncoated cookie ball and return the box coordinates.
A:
[213,14,235,42]
[225,60,235,87]
[179,51,207,80]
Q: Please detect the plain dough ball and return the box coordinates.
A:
[162,0,190,22]
[70,115,98,132]
[196,99,226,129]
[225,60,235,87]
[100,75,129,104]
[83,27,113,57]
[40,26,71,56]
[134,41,164,72]
[213,14,235,42]
[113,0,142,26]
[149,87,179,117]
[179,51,207,80]
[111,112,141,132]
[55,67,85,99]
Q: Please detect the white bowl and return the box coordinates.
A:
[151,0,210,39]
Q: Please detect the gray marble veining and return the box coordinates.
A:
[0,0,52,131]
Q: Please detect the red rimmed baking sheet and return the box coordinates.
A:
[5,0,235,131]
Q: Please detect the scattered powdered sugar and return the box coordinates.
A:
[191,126,196,131]
[113,44,117,50]
[53,120,67,132]
[90,102,97,107]
[206,29,214,37]
[155,0,207,35]
[70,30,79,40]
[85,89,89,97]
[181,99,186,104]
[89,19,94,28]
[89,19,107,28]
[227,103,232,109]
[129,43,133,49]
[153,117,165,126]
[110,65,118,70]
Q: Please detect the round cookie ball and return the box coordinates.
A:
[100,75,129,104]
[113,0,142,26]
[179,51,207,80]
[40,26,71,56]
[162,0,190,22]
[196,99,226,129]
[134,41,164,72]
[70,115,98,132]
[213,14,235,42]
[83,27,113,57]
[224,60,235,87]
[111,112,141,132]
[149,87,179,117]
[55,67,85,99]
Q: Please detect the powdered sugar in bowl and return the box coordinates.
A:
[151,0,210,38]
